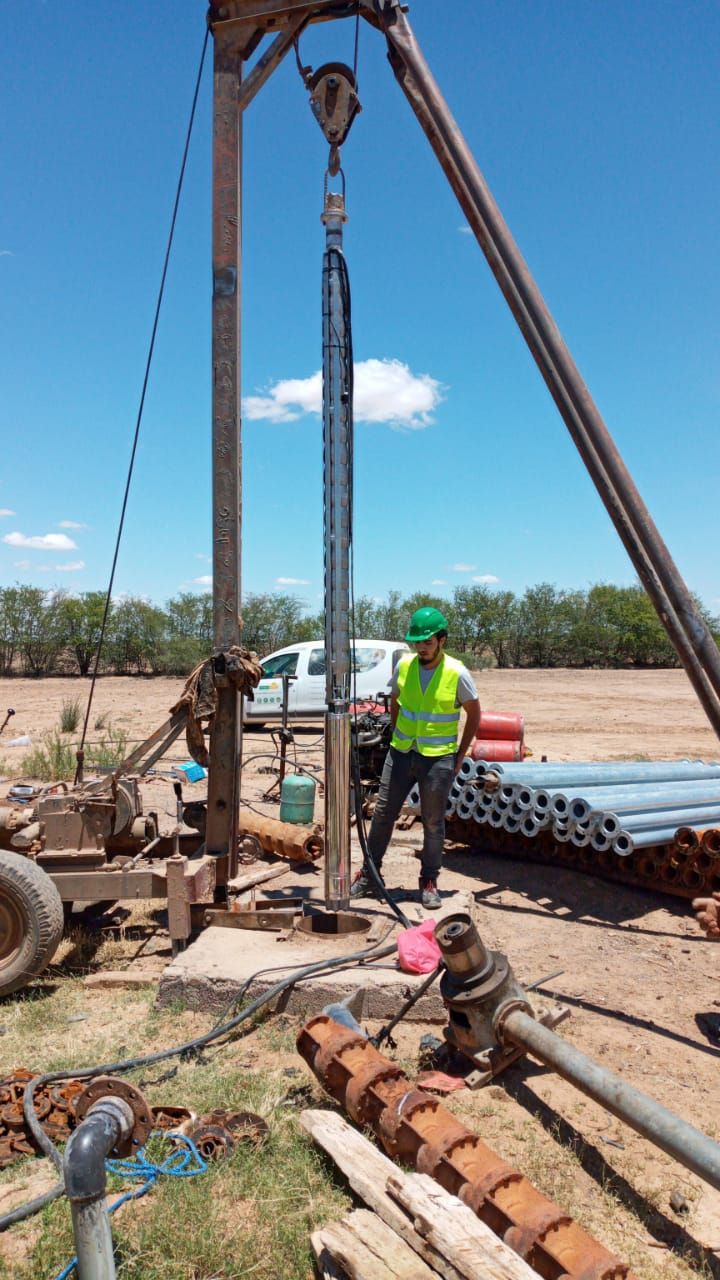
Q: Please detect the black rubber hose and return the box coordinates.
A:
[351,739,411,929]
[0,1183,65,1230]
[16,936,394,1182]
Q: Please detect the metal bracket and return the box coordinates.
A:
[455,999,571,1089]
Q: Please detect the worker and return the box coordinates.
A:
[692,892,720,938]
[351,606,481,909]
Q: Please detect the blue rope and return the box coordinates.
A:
[51,1132,207,1280]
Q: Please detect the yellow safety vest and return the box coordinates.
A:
[391,653,462,757]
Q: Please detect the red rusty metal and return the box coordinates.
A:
[471,739,525,763]
[675,827,700,851]
[445,818,720,903]
[476,711,525,742]
[238,809,323,862]
[297,1015,635,1280]
[0,1069,85,1169]
[700,828,720,857]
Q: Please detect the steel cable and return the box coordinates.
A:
[75,29,210,781]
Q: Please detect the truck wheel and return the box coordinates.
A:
[0,852,64,998]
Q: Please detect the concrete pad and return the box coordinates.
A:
[83,970,159,989]
[158,891,473,1022]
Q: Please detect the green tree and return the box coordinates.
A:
[0,586,23,674]
[484,590,520,668]
[58,591,109,676]
[15,586,64,675]
[516,583,573,667]
[106,597,166,673]
[158,592,213,674]
[240,593,308,656]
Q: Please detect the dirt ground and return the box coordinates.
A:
[1,670,719,1276]
[1,667,719,763]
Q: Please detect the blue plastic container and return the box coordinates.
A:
[280,774,316,825]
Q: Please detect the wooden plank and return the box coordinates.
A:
[301,1112,463,1280]
[313,1210,439,1280]
[300,1110,536,1280]
[387,1175,537,1280]
[227,863,289,893]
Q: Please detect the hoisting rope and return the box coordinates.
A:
[74,29,210,784]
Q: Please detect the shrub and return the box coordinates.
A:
[22,732,76,781]
[59,697,82,734]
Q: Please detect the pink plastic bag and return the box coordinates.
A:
[397,918,442,974]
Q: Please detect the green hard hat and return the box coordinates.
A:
[405,606,449,643]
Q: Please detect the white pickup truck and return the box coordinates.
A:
[244,639,409,721]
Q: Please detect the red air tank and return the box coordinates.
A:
[476,711,525,741]
[470,738,525,762]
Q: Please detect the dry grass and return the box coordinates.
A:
[0,981,343,1280]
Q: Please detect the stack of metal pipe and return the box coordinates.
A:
[407,759,720,858]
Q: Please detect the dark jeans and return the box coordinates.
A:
[367,746,456,881]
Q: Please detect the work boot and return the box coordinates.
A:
[349,866,386,900]
[419,877,441,909]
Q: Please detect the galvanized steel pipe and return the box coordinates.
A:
[485,761,720,786]
[501,1009,720,1190]
[545,780,720,813]
[63,1097,134,1280]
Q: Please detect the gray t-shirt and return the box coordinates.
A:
[390,658,478,706]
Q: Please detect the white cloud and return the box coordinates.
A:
[195,553,211,562]
[0,508,15,517]
[0,250,13,258]
[243,358,443,430]
[56,561,85,572]
[3,531,77,551]
[472,574,500,584]
[275,576,311,586]
[450,563,476,573]
[13,560,33,570]
[192,575,212,586]
[458,225,473,235]
[58,520,87,530]
[431,579,447,586]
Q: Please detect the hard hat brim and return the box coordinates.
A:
[405,627,438,643]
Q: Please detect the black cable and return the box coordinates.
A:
[371,964,442,1048]
[325,232,409,927]
[12,933,396,1212]
[75,29,210,779]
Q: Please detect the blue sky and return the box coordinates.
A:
[2,1,719,614]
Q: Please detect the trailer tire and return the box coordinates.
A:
[0,852,64,998]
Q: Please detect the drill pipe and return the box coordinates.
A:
[500,1010,720,1191]
[297,1015,634,1280]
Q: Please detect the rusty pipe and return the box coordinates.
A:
[373,4,720,739]
[238,809,323,862]
[500,1009,720,1192]
[700,828,720,857]
[298,1014,634,1279]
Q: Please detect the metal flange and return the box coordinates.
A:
[73,1076,153,1158]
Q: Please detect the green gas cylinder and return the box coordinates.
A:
[280,773,316,825]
